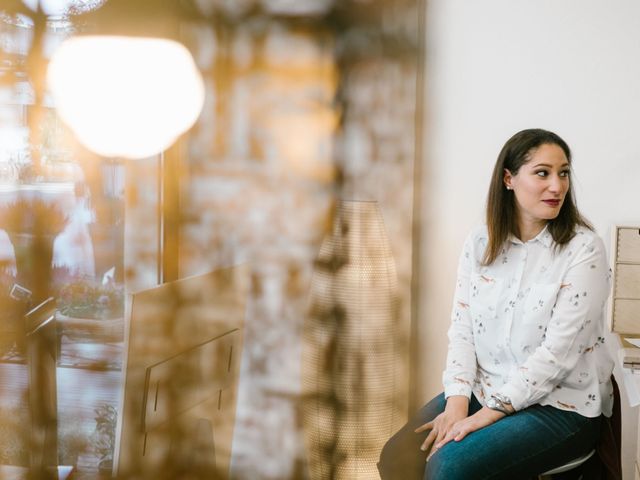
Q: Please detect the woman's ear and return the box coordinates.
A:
[503,169,513,190]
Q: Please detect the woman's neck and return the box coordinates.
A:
[517,220,547,243]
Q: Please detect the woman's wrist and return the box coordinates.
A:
[481,405,508,421]
[445,395,470,415]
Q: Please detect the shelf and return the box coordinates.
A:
[611,226,640,335]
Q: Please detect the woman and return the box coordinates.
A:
[379,129,615,479]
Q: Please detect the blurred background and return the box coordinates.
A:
[4,0,640,479]
[0,0,422,478]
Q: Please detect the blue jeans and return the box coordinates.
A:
[378,393,601,480]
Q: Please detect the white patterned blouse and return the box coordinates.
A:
[442,224,614,417]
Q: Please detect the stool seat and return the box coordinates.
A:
[540,449,595,477]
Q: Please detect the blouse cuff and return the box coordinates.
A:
[444,384,472,400]
[498,384,527,412]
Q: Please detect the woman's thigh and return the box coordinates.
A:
[378,393,484,479]
[426,404,601,480]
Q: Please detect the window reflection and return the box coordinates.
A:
[0,11,125,476]
[0,0,422,477]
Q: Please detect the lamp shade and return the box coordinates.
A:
[46,35,205,159]
[302,199,402,479]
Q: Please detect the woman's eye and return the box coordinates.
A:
[559,170,570,177]
[535,171,548,177]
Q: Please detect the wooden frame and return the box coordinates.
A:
[610,225,640,335]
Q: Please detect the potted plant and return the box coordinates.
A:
[93,404,117,473]
[56,277,124,343]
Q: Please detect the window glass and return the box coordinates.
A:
[0,13,128,475]
[0,0,422,477]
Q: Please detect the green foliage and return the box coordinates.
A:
[93,404,117,470]
[57,279,124,320]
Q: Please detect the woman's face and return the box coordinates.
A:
[503,143,570,228]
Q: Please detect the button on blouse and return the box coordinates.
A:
[442,225,614,417]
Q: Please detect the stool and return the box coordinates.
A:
[538,449,595,480]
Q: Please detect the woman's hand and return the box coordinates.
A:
[423,406,506,460]
[414,395,469,459]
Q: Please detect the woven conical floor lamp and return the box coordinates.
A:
[302,199,401,479]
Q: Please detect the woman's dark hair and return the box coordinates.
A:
[483,128,593,265]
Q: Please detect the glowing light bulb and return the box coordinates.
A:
[47,36,205,159]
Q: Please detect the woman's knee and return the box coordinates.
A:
[378,393,448,479]
[377,436,394,477]
[377,429,415,478]
[425,448,468,480]
[378,416,430,479]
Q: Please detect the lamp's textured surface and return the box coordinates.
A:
[303,199,402,479]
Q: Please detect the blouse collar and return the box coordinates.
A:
[508,224,553,248]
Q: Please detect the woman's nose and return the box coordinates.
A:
[548,174,565,193]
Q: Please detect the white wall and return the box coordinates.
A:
[420,1,640,477]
